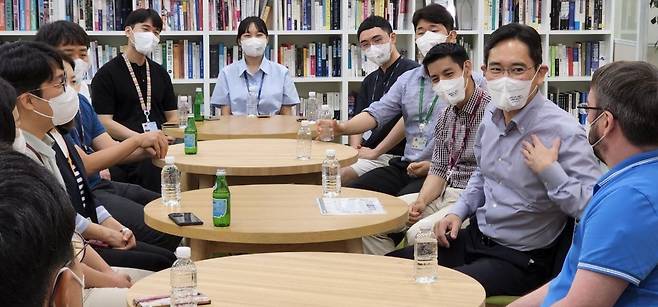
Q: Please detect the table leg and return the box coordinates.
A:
[189,239,209,261]
[181,172,199,192]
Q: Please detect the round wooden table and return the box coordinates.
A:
[164,115,302,140]
[144,185,408,259]
[127,252,486,307]
[153,138,358,190]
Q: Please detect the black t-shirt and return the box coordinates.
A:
[91,55,177,134]
[355,56,419,156]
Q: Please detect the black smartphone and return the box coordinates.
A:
[168,212,203,226]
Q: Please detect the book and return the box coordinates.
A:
[549,41,603,78]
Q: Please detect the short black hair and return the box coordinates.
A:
[124,8,164,32]
[236,16,269,44]
[0,78,17,144]
[422,43,469,73]
[591,61,658,147]
[61,52,75,70]
[357,15,393,39]
[0,145,76,306]
[412,4,454,31]
[35,20,90,48]
[0,41,64,97]
[484,23,542,67]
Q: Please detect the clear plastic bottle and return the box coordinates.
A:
[414,223,438,284]
[322,149,341,197]
[170,247,197,307]
[296,120,312,160]
[319,104,334,142]
[161,156,181,207]
[247,86,258,117]
[178,96,189,128]
[306,92,318,122]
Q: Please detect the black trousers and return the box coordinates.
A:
[348,157,425,196]
[387,221,555,296]
[110,159,162,193]
[93,180,181,251]
[93,241,176,272]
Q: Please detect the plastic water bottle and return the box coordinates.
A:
[247,86,258,117]
[319,105,334,142]
[322,149,341,197]
[170,247,197,307]
[296,120,312,160]
[178,96,189,128]
[161,156,181,207]
[306,92,318,122]
[414,223,438,284]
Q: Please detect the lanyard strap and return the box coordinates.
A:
[243,71,265,100]
[448,92,484,170]
[25,143,44,164]
[418,78,439,125]
[370,58,402,102]
[123,54,151,122]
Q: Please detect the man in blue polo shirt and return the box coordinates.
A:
[511,61,658,306]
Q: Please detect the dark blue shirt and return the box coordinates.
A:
[66,94,106,188]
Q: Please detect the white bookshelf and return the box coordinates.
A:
[0,0,616,119]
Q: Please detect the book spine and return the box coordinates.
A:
[166,40,174,79]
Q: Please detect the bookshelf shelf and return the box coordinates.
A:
[208,31,238,36]
[275,30,343,36]
[346,77,366,82]
[547,76,593,82]
[293,77,343,83]
[456,30,479,35]
[346,29,415,35]
[0,31,37,36]
[86,31,125,36]
[159,31,205,37]
[549,30,612,35]
[171,79,205,84]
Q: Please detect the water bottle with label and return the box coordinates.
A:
[319,105,334,142]
[306,92,318,122]
[414,223,438,284]
[322,149,341,197]
[178,96,189,128]
[184,114,197,155]
[170,247,197,307]
[296,120,312,160]
[212,169,231,227]
[161,156,181,207]
[247,86,258,117]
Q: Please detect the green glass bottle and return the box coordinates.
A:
[183,114,197,155]
[194,87,204,122]
[212,169,231,227]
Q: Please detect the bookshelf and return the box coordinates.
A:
[0,0,615,122]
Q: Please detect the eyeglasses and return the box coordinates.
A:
[576,105,604,112]
[71,232,88,264]
[26,73,68,95]
[486,65,536,78]
[359,35,390,49]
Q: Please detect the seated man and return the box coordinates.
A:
[388,23,601,296]
[511,62,658,306]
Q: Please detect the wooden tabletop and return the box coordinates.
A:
[164,115,302,140]
[152,138,358,176]
[144,185,408,244]
[127,252,486,307]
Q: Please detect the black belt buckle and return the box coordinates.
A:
[480,234,496,247]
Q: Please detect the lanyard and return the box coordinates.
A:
[123,54,151,122]
[448,92,484,171]
[243,71,265,100]
[418,78,439,129]
[370,58,402,102]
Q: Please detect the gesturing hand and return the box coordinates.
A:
[522,134,561,174]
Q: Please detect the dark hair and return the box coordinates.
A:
[0,41,64,97]
[412,4,454,31]
[0,78,17,144]
[124,8,164,32]
[357,15,393,39]
[60,52,75,70]
[484,23,542,67]
[591,61,658,147]
[422,43,469,73]
[236,16,268,44]
[35,20,90,48]
[0,145,76,306]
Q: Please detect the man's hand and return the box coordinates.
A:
[138,131,169,159]
[106,227,136,250]
[358,146,381,160]
[317,119,343,136]
[108,271,133,288]
[434,214,462,248]
[407,161,431,178]
[522,134,561,174]
[99,169,112,181]
[408,198,428,226]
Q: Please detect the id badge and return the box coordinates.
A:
[411,136,427,150]
[142,121,159,132]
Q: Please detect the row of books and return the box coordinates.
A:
[548,88,588,125]
[278,38,342,77]
[483,0,543,31]
[347,0,409,31]
[209,43,274,78]
[137,0,203,31]
[549,41,607,77]
[277,0,340,31]
[295,92,341,118]
[209,0,272,31]
[551,0,607,30]
[0,0,56,31]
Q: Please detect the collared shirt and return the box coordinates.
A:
[210,58,300,115]
[429,85,490,189]
[448,93,602,251]
[355,56,419,156]
[364,66,486,162]
[543,149,658,306]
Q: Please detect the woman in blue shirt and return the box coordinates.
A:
[210,17,300,116]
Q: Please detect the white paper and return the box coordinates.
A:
[317,198,386,215]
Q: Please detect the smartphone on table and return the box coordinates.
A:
[168,212,203,226]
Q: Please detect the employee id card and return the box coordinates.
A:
[142,121,159,132]
[411,136,428,150]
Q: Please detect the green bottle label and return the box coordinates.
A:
[213,199,228,217]
[184,134,196,148]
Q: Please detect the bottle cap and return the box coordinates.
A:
[188,113,195,118]
[216,168,226,176]
[301,120,310,126]
[165,156,175,164]
[326,149,336,157]
[175,246,191,259]
[195,87,202,92]
[308,91,316,97]
[321,105,330,110]
[418,222,433,232]
[180,96,188,101]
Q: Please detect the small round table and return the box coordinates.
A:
[126,252,486,307]
[164,115,302,140]
[144,185,408,260]
[153,138,358,190]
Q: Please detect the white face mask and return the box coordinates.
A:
[12,129,26,154]
[415,31,448,57]
[364,42,392,67]
[73,58,90,82]
[241,37,268,57]
[131,31,160,55]
[31,89,80,126]
[488,70,539,112]
[433,71,467,106]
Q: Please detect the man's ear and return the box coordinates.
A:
[447,30,458,43]
[390,32,397,45]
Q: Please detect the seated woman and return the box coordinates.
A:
[211,16,300,116]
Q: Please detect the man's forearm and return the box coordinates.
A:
[78,137,142,175]
[340,112,377,135]
[417,174,447,205]
[99,117,140,141]
[510,282,550,307]
[372,117,405,155]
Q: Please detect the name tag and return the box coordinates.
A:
[411,136,427,150]
[142,121,159,132]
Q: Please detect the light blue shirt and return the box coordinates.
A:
[448,93,602,251]
[210,58,300,115]
[364,66,486,162]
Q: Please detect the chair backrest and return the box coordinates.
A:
[550,218,576,277]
